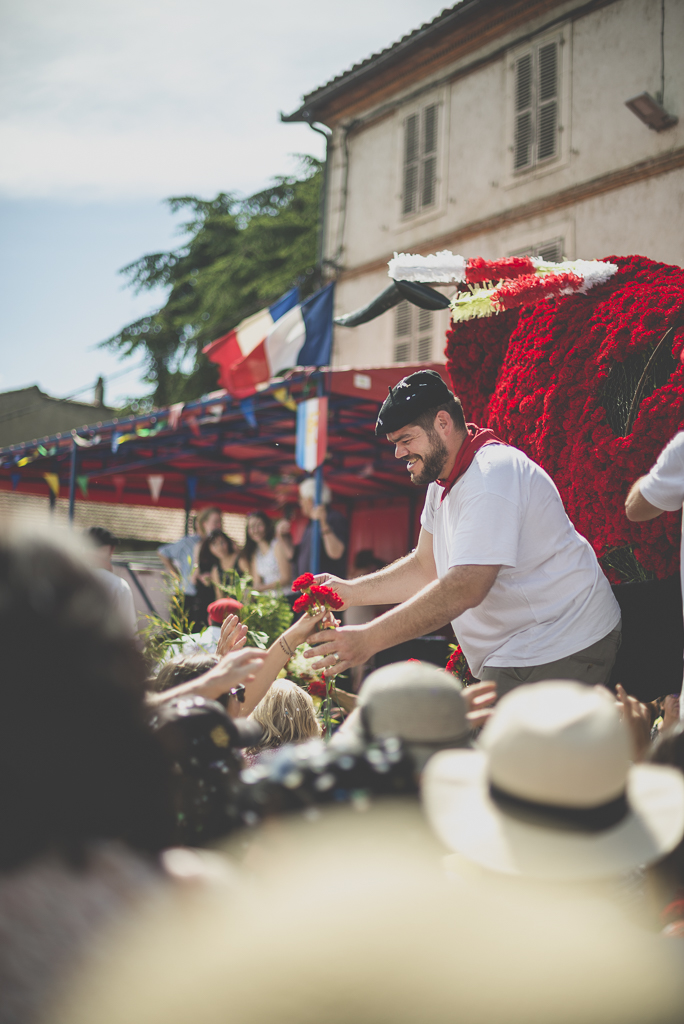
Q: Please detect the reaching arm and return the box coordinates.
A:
[306,562,500,674]
[315,527,437,609]
[158,554,180,579]
[625,477,665,522]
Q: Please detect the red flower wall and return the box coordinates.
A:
[444,256,684,581]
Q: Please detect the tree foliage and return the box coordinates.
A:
[104,158,321,407]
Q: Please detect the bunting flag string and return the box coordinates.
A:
[147,475,164,503]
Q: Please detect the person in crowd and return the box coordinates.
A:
[245,680,321,765]
[647,724,684,932]
[625,430,684,718]
[239,511,293,593]
[334,661,496,774]
[305,370,621,695]
[153,652,220,693]
[149,694,264,845]
[0,527,253,1024]
[294,477,347,579]
[422,681,684,891]
[148,604,331,720]
[194,529,238,618]
[85,526,138,637]
[157,507,222,625]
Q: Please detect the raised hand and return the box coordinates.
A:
[216,614,248,658]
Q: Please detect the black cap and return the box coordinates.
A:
[375,370,454,436]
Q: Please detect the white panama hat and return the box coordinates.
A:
[422,681,684,881]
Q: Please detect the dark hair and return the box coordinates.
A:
[198,530,235,573]
[154,653,219,693]
[239,511,275,568]
[0,531,175,870]
[353,549,384,571]
[412,397,466,435]
[649,724,684,888]
[86,526,118,549]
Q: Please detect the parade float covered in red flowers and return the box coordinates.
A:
[392,251,684,584]
[389,251,684,698]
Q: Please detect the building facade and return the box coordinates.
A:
[284,0,684,368]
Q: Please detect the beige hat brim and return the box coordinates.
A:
[422,750,684,882]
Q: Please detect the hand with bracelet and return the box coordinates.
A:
[229,607,336,718]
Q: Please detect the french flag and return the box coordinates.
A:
[203,283,334,398]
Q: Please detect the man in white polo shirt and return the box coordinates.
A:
[626,430,684,716]
[306,370,621,694]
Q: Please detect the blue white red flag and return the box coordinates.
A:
[295,397,328,473]
[203,284,335,398]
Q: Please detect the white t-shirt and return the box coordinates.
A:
[95,568,138,637]
[638,431,684,716]
[420,445,620,679]
[639,430,684,603]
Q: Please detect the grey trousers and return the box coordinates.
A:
[482,625,622,698]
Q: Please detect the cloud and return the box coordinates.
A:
[0,0,445,200]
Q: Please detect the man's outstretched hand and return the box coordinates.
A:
[311,574,354,612]
[304,625,373,677]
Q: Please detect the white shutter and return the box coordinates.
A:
[421,104,438,208]
[537,42,558,161]
[513,53,534,170]
[394,301,413,362]
[402,114,420,215]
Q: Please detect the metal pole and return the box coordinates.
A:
[310,374,326,575]
[68,437,77,524]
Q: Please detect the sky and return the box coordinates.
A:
[0,0,447,407]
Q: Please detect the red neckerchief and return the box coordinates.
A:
[437,423,508,503]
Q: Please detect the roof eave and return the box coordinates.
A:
[280,0,486,124]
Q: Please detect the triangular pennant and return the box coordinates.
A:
[168,403,185,429]
[272,387,297,412]
[239,396,257,429]
[43,473,60,498]
[186,475,198,502]
[73,433,101,448]
[10,473,20,490]
[112,475,126,500]
[223,473,245,487]
[147,475,164,503]
[185,415,201,437]
[76,475,89,498]
[111,431,120,453]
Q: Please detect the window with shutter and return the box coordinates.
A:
[402,103,439,215]
[510,237,565,262]
[511,38,560,173]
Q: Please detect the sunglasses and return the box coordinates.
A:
[217,684,246,710]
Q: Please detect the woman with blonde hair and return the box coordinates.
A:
[247,680,321,760]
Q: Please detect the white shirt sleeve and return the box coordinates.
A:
[420,486,437,533]
[640,432,684,512]
[446,491,521,568]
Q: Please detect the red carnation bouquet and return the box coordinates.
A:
[292,574,344,615]
[446,644,478,686]
[291,574,344,736]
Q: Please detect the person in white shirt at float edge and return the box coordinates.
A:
[305,370,621,695]
[626,430,684,719]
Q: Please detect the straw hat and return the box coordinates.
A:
[422,681,684,881]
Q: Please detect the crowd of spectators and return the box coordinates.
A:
[2,520,684,1024]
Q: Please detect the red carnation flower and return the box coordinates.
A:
[310,583,344,610]
[292,573,315,593]
[293,593,315,614]
[307,679,328,699]
[465,255,535,284]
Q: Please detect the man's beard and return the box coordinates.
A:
[407,431,449,486]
